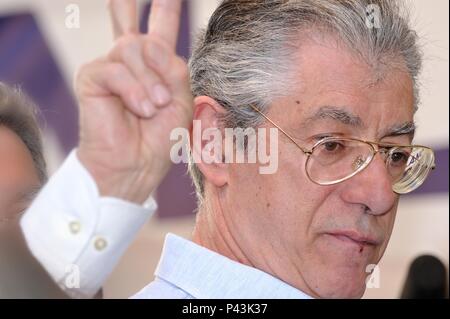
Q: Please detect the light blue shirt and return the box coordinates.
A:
[132,233,312,299]
[22,151,312,299]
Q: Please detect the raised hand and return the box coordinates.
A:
[75,0,193,203]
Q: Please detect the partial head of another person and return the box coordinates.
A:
[0,83,46,225]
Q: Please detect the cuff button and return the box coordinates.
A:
[94,237,108,251]
[69,221,81,234]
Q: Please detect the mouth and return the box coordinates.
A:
[325,230,381,249]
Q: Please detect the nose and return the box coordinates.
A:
[340,153,398,215]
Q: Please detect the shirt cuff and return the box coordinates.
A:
[20,150,157,298]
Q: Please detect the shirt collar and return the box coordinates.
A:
[154,233,312,299]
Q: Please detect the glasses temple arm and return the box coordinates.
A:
[248,104,312,155]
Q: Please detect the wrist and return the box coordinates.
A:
[76,150,167,204]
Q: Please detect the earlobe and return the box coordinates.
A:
[191,96,229,189]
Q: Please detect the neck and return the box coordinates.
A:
[191,189,319,299]
[192,190,253,267]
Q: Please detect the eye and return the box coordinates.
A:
[323,141,342,152]
[390,149,409,164]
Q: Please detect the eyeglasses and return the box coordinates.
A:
[249,105,436,194]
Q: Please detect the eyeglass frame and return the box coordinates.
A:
[248,104,436,193]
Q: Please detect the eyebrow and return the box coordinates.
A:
[303,106,364,127]
[302,105,415,140]
[383,121,416,140]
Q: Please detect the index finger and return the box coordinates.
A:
[147,0,182,50]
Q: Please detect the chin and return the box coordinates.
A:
[332,279,367,299]
[310,236,380,298]
[311,253,372,298]
[315,270,368,299]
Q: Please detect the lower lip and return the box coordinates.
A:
[325,233,373,250]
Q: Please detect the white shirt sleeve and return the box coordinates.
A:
[20,150,157,298]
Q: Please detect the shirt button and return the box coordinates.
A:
[93,237,107,251]
[69,221,81,234]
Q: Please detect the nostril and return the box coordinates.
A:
[362,204,371,214]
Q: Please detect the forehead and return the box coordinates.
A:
[282,35,415,132]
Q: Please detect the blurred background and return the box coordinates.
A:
[0,0,448,298]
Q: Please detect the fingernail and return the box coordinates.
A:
[141,99,156,118]
[152,84,171,106]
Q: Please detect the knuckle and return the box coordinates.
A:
[130,85,145,99]
[146,37,166,52]
[115,34,141,56]
[142,71,159,85]
[105,63,125,78]
[74,60,97,92]
[144,38,170,68]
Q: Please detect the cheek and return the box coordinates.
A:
[0,143,39,188]
[258,149,333,240]
[228,162,262,204]
[0,162,38,220]
[227,142,333,244]
[375,202,399,257]
[278,148,332,209]
[0,162,39,190]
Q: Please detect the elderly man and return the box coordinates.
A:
[22,0,435,299]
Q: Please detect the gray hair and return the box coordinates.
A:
[0,82,47,184]
[188,0,423,204]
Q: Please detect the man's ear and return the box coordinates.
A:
[190,96,228,190]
